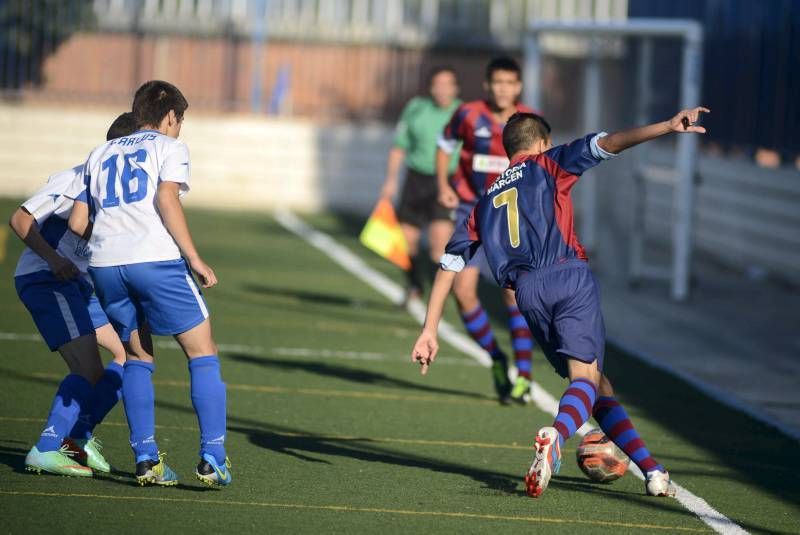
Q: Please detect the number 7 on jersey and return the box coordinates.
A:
[492,187,520,248]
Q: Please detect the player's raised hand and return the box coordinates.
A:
[437,184,459,209]
[411,329,439,376]
[188,256,218,288]
[668,107,710,134]
[48,255,80,281]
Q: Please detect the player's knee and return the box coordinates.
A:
[567,357,601,387]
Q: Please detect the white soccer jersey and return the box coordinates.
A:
[70,129,191,267]
[14,165,92,278]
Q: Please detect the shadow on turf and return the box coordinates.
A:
[228,352,492,401]
[242,283,400,314]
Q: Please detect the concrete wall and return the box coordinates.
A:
[0,103,391,213]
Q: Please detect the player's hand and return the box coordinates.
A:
[48,255,80,281]
[188,256,218,288]
[411,329,439,376]
[668,107,710,134]
[379,180,397,200]
[437,185,459,209]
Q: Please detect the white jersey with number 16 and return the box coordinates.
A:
[72,129,191,268]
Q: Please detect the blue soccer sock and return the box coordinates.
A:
[122,361,158,463]
[553,378,597,449]
[70,361,124,440]
[189,356,227,464]
[36,374,92,452]
[461,305,505,362]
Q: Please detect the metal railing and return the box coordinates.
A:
[90,0,628,47]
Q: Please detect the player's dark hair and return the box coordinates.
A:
[427,65,458,86]
[106,112,139,141]
[502,112,552,156]
[486,56,521,81]
[132,80,188,128]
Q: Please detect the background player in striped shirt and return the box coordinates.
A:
[435,57,537,404]
[413,107,709,498]
[10,113,138,477]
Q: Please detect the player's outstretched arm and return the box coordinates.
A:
[10,207,79,280]
[411,268,457,375]
[156,181,217,288]
[598,107,710,155]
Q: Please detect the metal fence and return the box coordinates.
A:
[89,0,627,47]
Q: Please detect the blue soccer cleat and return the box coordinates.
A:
[196,453,232,487]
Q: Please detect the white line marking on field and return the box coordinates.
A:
[274,210,748,535]
[0,333,479,368]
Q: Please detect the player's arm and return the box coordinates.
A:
[411,210,479,375]
[411,268,457,375]
[436,106,466,209]
[435,147,459,208]
[598,107,710,154]
[67,200,91,240]
[9,207,79,280]
[156,181,217,288]
[380,147,405,200]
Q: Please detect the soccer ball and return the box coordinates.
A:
[576,429,630,482]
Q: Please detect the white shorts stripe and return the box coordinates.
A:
[185,274,209,319]
[53,291,81,340]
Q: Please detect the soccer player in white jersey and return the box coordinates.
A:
[67,81,230,487]
[10,113,138,477]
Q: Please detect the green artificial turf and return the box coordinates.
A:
[0,199,796,534]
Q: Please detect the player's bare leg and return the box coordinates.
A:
[593,373,675,497]
[400,222,424,305]
[95,323,126,366]
[58,334,105,385]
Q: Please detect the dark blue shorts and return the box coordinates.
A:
[89,258,209,342]
[514,260,605,378]
[15,271,109,351]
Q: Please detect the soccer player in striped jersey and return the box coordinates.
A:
[413,107,710,498]
[67,81,231,487]
[10,112,138,477]
[435,57,538,404]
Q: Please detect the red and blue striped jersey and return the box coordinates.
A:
[442,134,612,288]
[439,100,538,203]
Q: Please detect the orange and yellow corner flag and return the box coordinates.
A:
[359,199,411,270]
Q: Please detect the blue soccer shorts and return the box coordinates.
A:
[514,260,606,378]
[89,258,209,341]
[15,271,106,351]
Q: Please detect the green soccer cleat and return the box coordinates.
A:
[510,376,532,405]
[196,453,232,487]
[491,357,513,405]
[63,436,111,473]
[25,445,93,477]
[135,452,179,486]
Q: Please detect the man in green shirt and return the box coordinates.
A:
[379,67,461,302]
